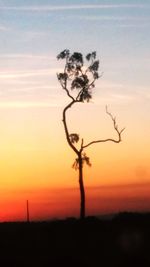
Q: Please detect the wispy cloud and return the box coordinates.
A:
[0,101,57,108]
[0,53,54,60]
[0,4,148,12]
[70,15,150,22]
[94,80,150,105]
[115,23,150,28]
[0,85,59,95]
[0,68,60,79]
[64,15,150,28]
[0,25,9,31]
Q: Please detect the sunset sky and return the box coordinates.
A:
[0,0,150,221]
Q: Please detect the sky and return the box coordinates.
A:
[0,0,150,221]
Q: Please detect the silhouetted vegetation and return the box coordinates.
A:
[0,212,150,266]
[57,49,124,219]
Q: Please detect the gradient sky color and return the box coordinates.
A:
[0,0,150,221]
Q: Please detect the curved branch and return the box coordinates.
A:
[82,138,121,149]
[82,106,125,149]
[62,100,79,155]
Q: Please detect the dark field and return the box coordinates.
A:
[0,212,150,267]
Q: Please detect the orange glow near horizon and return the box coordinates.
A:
[0,183,150,222]
[0,102,149,221]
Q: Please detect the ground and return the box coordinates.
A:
[0,212,149,266]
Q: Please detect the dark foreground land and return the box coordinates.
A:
[0,212,150,267]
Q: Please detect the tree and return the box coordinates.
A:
[57,49,125,219]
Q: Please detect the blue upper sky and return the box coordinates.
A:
[0,0,150,108]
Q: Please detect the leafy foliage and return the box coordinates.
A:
[57,49,100,102]
[72,153,92,170]
[71,75,89,90]
[86,51,96,61]
[79,89,92,102]
[57,49,70,60]
[70,52,83,66]
[69,133,79,144]
[57,73,68,82]
[89,60,99,72]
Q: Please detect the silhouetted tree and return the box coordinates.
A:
[57,49,124,219]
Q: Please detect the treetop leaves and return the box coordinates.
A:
[70,52,83,66]
[86,51,96,61]
[86,53,91,61]
[57,49,70,60]
[71,75,89,90]
[57,72,68,81]
[91,51,96,59]
[57,49,100,102]
[89,60,99,72]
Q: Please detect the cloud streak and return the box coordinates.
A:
[70,15,150,22]
[64,15,150,27]
[0,53,55,60]
[0,68,61,79]
[0,25,9,31]
[0,101,57,108]
[0,4,148,12]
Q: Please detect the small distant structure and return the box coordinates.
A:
[26,200,30,223]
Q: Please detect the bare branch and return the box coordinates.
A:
[106,105,125,138]
[80,138,84,152]
[83,106,125,149]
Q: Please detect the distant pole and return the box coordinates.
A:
[26,200,30,223]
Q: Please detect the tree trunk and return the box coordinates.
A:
[78,154,85,219]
